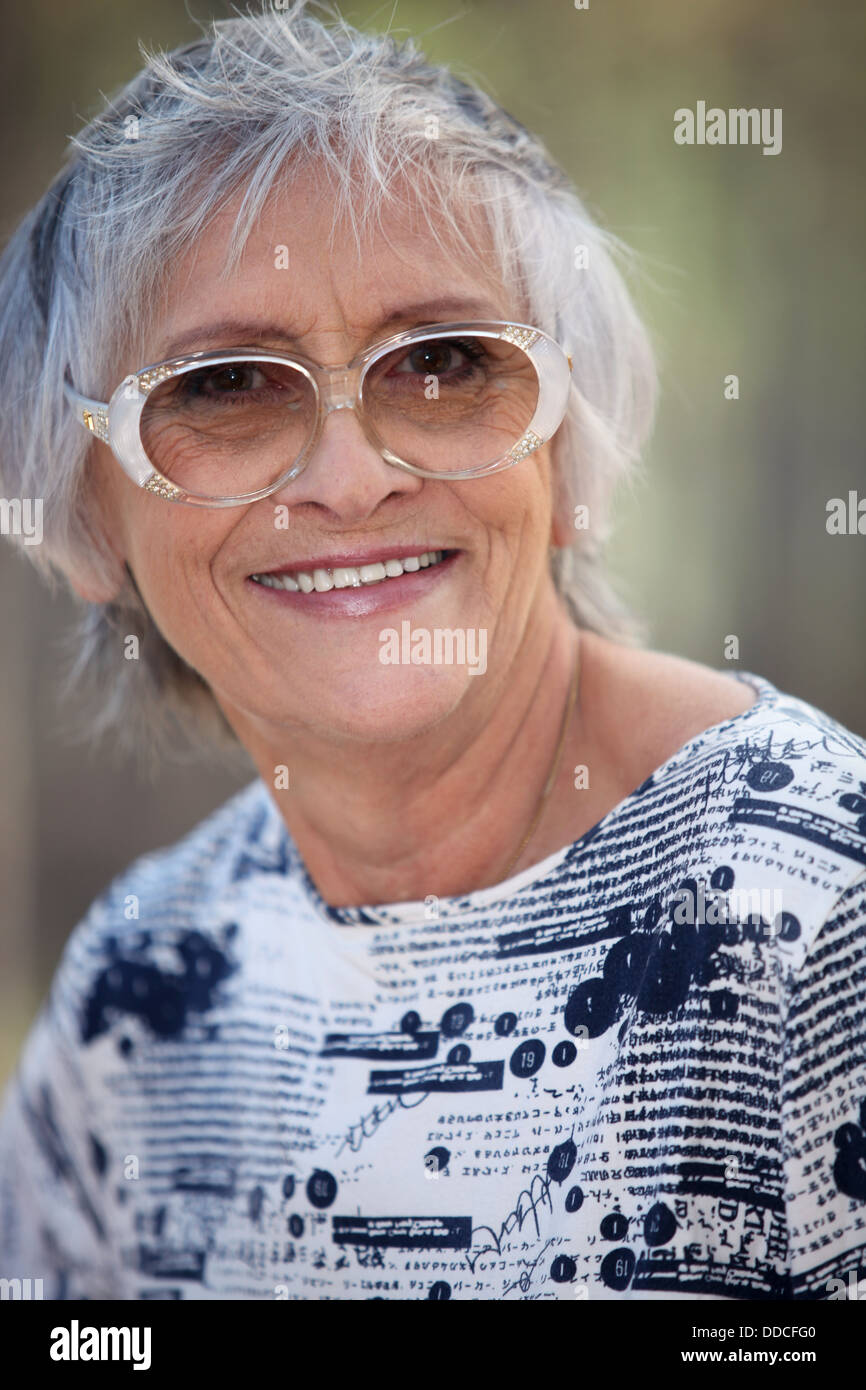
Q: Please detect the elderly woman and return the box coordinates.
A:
[1,4,865,1304]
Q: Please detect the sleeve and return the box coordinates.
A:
[781,870,866,1299]
[0,916,123,1300]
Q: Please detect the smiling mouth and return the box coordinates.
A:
[249,549,453,593]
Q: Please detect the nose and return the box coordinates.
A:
[269,405,423,522]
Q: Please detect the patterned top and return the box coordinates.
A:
[2,669,866,1302]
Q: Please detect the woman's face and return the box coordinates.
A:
[91,165,564,746]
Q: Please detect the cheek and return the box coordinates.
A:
[92,451,211,601]
[459,452,554,550]
[123,506,229,619]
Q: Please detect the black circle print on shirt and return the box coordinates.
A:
[600,1246,635,1291]
[306,1170,338,1209]
[745,760,794,792]
[838,783,866,835]
[550,1254,577,1283]
[832,1097,866,1200]
[425,1146,451,1176]
[562,866,796,1039]
[644,1201,677,1247]
[546,1139,577,1185]
[600,1211,629,1241]
[509,1038,545,1078]
[441,1002,474,1037]
[494,1011,518,1037]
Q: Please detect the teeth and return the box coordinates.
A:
[359,562,387,584]
[251,550,447,593]
[253,572,298,591]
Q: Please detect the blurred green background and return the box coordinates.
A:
[1,0,864,1084]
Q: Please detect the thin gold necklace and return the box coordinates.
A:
[498,635,581,883]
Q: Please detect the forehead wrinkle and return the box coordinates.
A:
[153,291,510,361]
[147,174,513,363]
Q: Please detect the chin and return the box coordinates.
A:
[259,662,486,745]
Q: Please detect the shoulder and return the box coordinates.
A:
[86,775,281,924]
[65,776,278,941]
[579,632,760,777]
[39,778,282,1038]
[581,631,866,788]
[0,781,281,1295]
[580,631,866,949]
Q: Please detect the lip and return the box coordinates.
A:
[250,545,457,577]
[244,549,461,618]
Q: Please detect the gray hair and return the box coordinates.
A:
[0,0,657,761]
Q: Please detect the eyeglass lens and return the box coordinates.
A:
[139,334,540,496]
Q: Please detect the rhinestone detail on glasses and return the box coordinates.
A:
[82,407,110,443]
[508,429,543,463]
[138,364,177,392]
[501,326,541,351]
[143,473,185,500]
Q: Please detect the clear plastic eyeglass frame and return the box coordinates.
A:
[63,319,574,509]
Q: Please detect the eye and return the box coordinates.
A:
[184,363,270,397]
[391,338,486,377]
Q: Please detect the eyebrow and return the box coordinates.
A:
[158,297,505,360]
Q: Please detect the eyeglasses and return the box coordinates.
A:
[64,320,573,508]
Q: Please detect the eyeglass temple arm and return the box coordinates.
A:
[64,381,111,441]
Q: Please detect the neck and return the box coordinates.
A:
[220,594,582,907]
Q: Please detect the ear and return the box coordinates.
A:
[549,496,574,549]
[543,438,574,551]
[66,447,132,603]
[64,521,129,605]
[67,571,125,604]
[66,551,128,604]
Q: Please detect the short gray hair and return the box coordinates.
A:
[0,0,657,760]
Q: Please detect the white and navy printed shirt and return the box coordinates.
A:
[2,670,866,1301]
